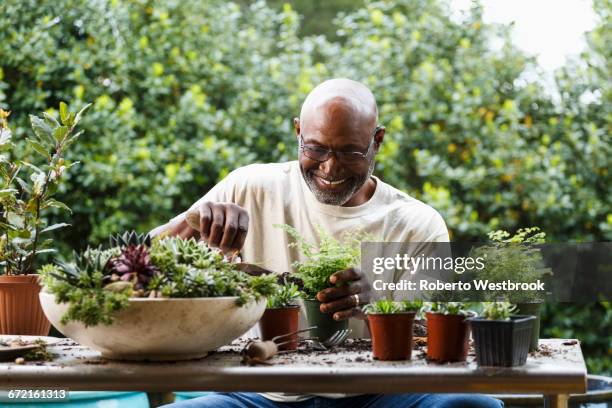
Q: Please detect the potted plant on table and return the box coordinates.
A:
[258,276,301,350]
[275,224,365,342]
[363,299,422,361]
[425,302,473,363]
[0,103,89,335]
[38,233,277,360]
[471,227,549,351]
[469,302,535,367]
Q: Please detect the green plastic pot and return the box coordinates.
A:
[515,302,542,352]
[303,299,348,341]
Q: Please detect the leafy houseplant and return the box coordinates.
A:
[469,302,535,367]
[363,300,422,361]
[0,103,89,335]
[38,233,276,360]
[424,302,473,363]
[258,278,302,351]
[275,224,364,342]
[472,227,549,351]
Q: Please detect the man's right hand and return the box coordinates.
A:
[186,202,249,254]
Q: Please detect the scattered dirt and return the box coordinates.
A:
[529,343,553,358]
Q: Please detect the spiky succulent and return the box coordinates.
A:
[108,245,159,291]
[110,230,152,248]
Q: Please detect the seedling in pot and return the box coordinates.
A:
[259,277,303,350]
[470,302,535,367]
[364,299,422,361]
[424,302,473,363]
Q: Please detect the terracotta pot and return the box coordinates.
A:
[0,274,51,335]
[368,312,415,361]
[426,312,470,363]
[258,305,300,350]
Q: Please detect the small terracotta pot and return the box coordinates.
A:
[0,274,51,335]
[258,305,300,350]
[368,312,415,361]
[426,312,470,363]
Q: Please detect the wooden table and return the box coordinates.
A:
[0,338,587,408]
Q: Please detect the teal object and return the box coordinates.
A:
[0,391,149,407]
[174,392,210,402]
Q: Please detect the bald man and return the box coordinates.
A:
[157,79,503,408]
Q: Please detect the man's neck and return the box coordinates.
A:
[342,177,377,207]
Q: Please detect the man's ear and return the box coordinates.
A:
[294,117,300,138]
[374,126,385,152]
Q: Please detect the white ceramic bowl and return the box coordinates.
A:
[39,291,265,361]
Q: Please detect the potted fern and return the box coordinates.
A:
[363,299,422,361]
[469,302,535,367]
[471,227,549,351]
[424,302,473,363]
[275,224,364,342]
[38,232,276,360]
[258,276,301,350]
[0,103,89,335]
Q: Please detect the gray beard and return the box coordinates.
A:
[300,159,376,206]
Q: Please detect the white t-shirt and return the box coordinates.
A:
[174,160,449,401]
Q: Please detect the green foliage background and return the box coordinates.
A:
[0,0,610,373]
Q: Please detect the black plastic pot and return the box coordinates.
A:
[469,315,535,367]
[514,302,542,352]
[303,299,348,341]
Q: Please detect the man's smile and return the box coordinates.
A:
[313,174,351,188]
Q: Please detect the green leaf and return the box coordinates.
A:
[41,223,71,233]
[27,138,51,160]
[21,161,44,175]
[73,103,92,127]
[14,177,31,194]
[0,188,17,197]
[53,126,69,142]
[59,102,69,125]
[6,212,24,229]
[35,249,56,255]
[29,115,54,144]
[43,198,72,213]
[42,112,60,128]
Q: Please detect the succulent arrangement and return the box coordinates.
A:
[275,224,365,299]
[39,232,276,326]
[363,299,423,314]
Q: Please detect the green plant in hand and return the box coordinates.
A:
[0,103,90,275]
[40,234,276,326]
[363,299,423,314]
[481,302,517,320]
[275,223,365,299]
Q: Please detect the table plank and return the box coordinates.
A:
[0,339,587,394]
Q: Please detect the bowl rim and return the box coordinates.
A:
[39,291,265,302]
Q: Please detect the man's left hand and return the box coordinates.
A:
[316,268,372,321]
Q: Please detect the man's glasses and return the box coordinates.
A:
[299,126,381,165]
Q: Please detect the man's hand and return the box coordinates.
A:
[316,268,372,321]
[186,202,249,254]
